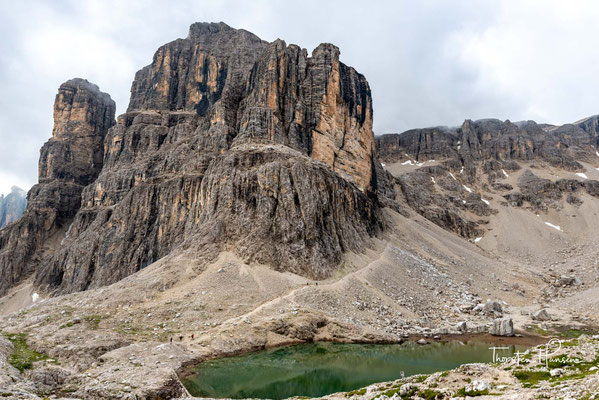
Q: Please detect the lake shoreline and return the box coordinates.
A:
[177,332,548,398]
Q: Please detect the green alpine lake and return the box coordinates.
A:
[182,340,527,399]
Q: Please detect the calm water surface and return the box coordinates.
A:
[182,341,526,399]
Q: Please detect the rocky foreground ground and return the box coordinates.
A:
[303,334,599,400]
[3,329,598,399]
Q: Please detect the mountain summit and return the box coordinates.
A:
[0,22,388,297]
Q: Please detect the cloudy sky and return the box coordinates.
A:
[1,0,599,195]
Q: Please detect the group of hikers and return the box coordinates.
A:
[170,333,194,343]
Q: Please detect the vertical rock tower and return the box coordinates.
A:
[0,79,115,295]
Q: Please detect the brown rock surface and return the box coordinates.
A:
[0,78,115,296]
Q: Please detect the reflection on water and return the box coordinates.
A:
[182,341,526,399]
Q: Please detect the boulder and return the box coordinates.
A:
[399,383,415,396]
[465,380,491,393]
[558,275,581,287]
[531,309,550,321]
[482,300,504,317]
[490,317,514,336]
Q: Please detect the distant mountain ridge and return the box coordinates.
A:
[0,186,26,229]
[374,117,599,238]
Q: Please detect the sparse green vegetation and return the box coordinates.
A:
[513,370,551,387]
[418,388,443,399]
[344,388,367,397]
[455,387,490,397]
[376,387,403,398]
[4,332,49,372]
[84,314,104,329]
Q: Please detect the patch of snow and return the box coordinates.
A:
[431,177,436,184]
[460,167,464,174]
[463,185,472,193]
[32,292,39,303]
[401,160,414,166]
[417,162,425,167]
[481,198,490,205]
[457,145,461,150]
[596,168,599,172]
[544,222,561,231]
[576,172,588,179]
[502,169,509,177]
[474,237,482,243]
[381,162,386,167]
[596,151,599,157]
[462,200,466,204]
[449,172,457,180]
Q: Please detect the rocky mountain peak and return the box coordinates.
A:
[0,186,26,229]
[0,23,386,296]
[41,77,116,185]
[9,186,25,195]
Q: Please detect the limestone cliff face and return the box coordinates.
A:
[0,187,26,229]
[0,79,115,296]
[375,118,599,239]
[376,118,597,177]
[127,23,374,191]
[0,22,385,295]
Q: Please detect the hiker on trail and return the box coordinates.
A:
[170,337,173,343]
[191,334,195,340]
[179,335,183,341]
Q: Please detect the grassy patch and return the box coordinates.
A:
[455,387,489,397]
[547,357,583,369]
[344,388,367,397]
[513,370,551,387]
[526,325,550,336]
[555,327,596,338]
[84,314,104,330]
[376,387,402,398]
[4,333,49,372]
[418,389,443,399]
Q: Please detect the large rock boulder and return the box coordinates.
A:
[532,309,550,321]
[490,317,514,336]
